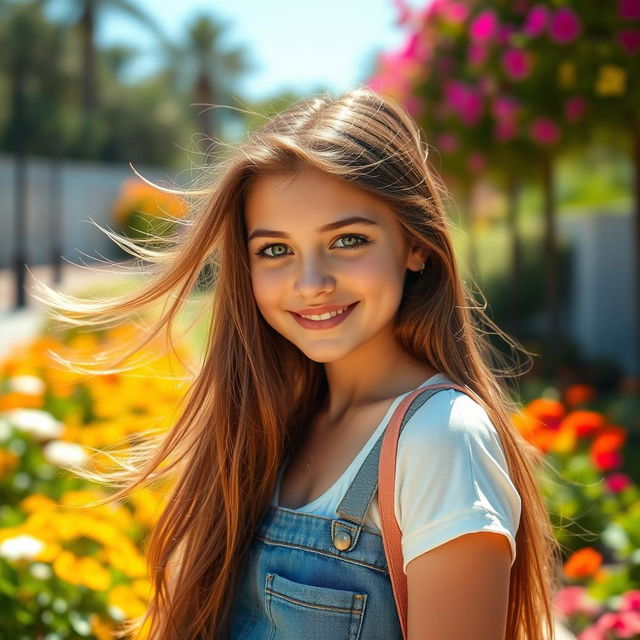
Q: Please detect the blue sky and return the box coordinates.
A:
[86,0,425,102]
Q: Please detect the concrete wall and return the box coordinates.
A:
[0,154,183,268]
[559,211,638,376]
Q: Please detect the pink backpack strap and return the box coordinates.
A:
[378,382,477,639]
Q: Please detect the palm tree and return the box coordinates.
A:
[165,13,254,150]
[38,0,170,115]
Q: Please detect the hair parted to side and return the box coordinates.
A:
[29,86,564,640]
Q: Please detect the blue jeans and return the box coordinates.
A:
[227,388,453,638]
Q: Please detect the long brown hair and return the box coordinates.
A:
[30,87,563,639]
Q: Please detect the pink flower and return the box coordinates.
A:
[393,0,412,26]
[549,8,582,44]
[495,120,518,142]
[502,49,533,80]
[554,586,601,617]
[513,0,530,15]
[596,610,640,637]
[404,96,423,118]
[619,0,640,20]
[523,5,549,37]
[493,95,521,121]
[470,9,499,42]
[564,96,587,122]
[620,591,640,613]
[530,118,560,146]
[444,81,484,126]
[577,627,605,640]
[440,1,468,23]
[437,132,459,153]
[498,24,516,45]
[468,152,486,174]
[468,43,488,66]
[604,471,632,493]
[617,29,640,55]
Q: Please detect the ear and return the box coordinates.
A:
[406,243,430,272]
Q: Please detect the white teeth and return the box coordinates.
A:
[299,305,350,321]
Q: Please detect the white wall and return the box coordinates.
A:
[559,211,638,376]
[0,154,184,268]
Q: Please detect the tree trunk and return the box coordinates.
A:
[462,180,479,280]
[195,73,215,154]
[633,122,640,376]
[12,56,28,309]
[506,173,522,336]
[80,5,97,113]
[49,149,63,285]
[541,152,561,354]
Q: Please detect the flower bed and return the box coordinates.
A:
[0,325,639,638]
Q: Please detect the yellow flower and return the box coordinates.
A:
[90,614,116,640]
[20,493,58,514]
[557,61,576,89]
[53,550,82,585]
[595,64,626,96]
[109,584,148,618]
[77,556,112,590]
[0,449,19,476]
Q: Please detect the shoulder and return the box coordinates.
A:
[397,386,503,459]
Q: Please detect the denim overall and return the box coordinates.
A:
[228,386,450,640]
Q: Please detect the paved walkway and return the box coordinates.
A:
[0,261,131,361]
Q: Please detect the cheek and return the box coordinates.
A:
[348,252,405,293]
[250,268,285,318]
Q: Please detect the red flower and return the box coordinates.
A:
[604,472,632,493]
[619,0,640,20]
[560,410,604,438]
[564,97,587,123]
[617,29,640,55]
[549,8,582,44]
[530,118,561,146]
[502,48,533,80]
[591,450,623,472]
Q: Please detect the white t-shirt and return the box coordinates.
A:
[271,373,521,573]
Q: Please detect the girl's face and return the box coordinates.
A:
[244,166,426,363]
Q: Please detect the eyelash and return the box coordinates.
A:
[254,234,372,261]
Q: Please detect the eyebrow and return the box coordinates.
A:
[247,215,379,242]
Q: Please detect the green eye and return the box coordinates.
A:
[254,234,371,261]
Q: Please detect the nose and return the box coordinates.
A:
[293,254,336,298]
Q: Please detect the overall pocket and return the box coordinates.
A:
[264,572,367,640]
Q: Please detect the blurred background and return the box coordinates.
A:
[0,1,639,638]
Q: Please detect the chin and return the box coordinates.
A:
[293,342,358,364]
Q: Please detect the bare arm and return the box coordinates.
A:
[406,531,512,640]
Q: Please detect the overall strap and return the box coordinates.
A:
[377,382,476,639]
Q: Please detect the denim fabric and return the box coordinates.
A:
[228,387,450,640]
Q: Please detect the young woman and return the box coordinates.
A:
[32,87,563,639]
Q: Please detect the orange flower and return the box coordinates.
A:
[563,547,603,579]
[591,425,627,453]
[524,398,565,430]
[547,424,576,454]
[560,411,605,438]
[563,384,596,408]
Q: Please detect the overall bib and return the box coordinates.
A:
[228,386,452,640]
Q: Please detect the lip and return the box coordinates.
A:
[289,302,359,330]
[292,303,356,315]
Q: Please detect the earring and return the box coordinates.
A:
[419,262,425,274]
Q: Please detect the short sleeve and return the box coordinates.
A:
[395,389,521,573]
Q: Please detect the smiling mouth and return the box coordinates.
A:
[289,302,359,329]
[296,305,353,321]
